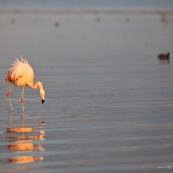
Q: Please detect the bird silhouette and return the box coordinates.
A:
[158,52,171,63]
[5,57,45,112]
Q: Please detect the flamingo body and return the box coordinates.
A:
[5,58,34,86]
[5,57,45,111]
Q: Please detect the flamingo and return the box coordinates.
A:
[4,57,45,112]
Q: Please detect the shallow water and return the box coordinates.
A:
[0,10,173,173]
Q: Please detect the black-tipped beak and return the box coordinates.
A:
[42,99,45,104]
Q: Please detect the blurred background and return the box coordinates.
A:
[0,0,173,9]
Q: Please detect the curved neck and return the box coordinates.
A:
[27,81,45,101]
[27,81,43,90]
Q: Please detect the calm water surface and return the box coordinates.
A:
[0,0,173,8]
[0,10,173,173]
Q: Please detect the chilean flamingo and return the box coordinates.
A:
[5,57,45,112]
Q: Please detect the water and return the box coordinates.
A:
[0,8,173,173]
[0,0,173,9]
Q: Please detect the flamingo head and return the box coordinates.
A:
[40,89,45,104]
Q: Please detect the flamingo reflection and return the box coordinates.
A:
[8,156,43,164]
[5,113,45,164]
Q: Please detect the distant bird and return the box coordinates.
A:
[158,52,171,63]
[5,57,45,112]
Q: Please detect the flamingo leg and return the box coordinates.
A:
[21,112,24,120]
[21,87,25,112]
[7,85,15,112]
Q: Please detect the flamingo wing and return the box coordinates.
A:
[5,58,34,86]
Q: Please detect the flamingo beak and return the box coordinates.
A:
[42,99,45,104]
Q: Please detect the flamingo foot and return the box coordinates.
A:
[7,92,10,98]
[21,98,24,103]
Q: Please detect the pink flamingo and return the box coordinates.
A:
[5,57,45,112]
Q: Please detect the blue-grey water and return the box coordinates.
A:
[0,6,173,173]
[0,0,173,9]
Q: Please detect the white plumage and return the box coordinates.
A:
[5,57,45,112]
[6,58,34,86]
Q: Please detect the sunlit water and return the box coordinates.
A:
[0,9,173,173]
